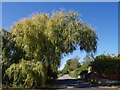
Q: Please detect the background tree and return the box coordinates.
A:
[61,57,81,74]
[77,54,94,75]
[83,53,94,62]
[79,53,94,71]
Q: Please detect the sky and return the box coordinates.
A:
[2,2,118,70]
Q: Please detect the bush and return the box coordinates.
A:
[4,59,46,88]
[57,73,63,78]
[69,69,80,78]
[91,55,120,74]
[69,70,76,78]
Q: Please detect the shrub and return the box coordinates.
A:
[91,55,120,74]
[4,59,46,88]
[57,73,63,78]
[69,70,76,78]
[69,69,80,78]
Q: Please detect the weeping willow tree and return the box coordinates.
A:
[5,59,46,88]
[5,10,98,88]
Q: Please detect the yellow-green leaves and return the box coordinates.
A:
[11,10,98,82]
[6,59,46,88]
[12,10,97,56]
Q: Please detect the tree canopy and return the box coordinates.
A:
[3,10,98,88]
[11,10,97,76]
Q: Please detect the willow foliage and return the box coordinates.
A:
[5,59,46,88]
[11,10,98,79]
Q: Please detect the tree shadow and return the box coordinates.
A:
[57,79,97,89]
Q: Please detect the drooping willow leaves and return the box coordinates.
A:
[2,29,25,81]
[5,59,46,88]
[2,29,25,65]
[11,10,98,79]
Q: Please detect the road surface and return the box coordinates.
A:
[53,74,119,90]
[57,74,96,89]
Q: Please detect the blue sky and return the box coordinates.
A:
[2,2,118,70]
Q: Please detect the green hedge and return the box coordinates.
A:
[91,55,120,74]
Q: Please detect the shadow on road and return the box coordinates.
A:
[57,79,96,89]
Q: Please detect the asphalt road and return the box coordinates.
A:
[56,74,119,90]
[57,74,96,89]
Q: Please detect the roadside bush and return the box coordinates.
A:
[69,69,80,78]
[4,59,46,88]
[69,70,77,78]
[57,73,63,78]
[91,55,120,74]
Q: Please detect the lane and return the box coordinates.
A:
[58,79,96,88]
[56,75,119,89]
[57,74,96,89]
